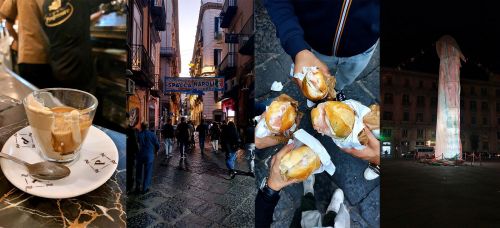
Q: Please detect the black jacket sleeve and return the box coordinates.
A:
[255,189,281,228]
[263,0,311,60]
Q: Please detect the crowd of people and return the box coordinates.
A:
[126,116,256,194]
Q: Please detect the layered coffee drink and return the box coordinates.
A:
[23,89,97,162]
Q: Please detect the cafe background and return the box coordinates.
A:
[0,3,128,133]
[0,4,128,227]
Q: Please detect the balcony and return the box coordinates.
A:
[150,74,162,97]
[238,15,254,55]
[160,47,176,58]
[220,0,237,28]
[218,52,237,77]
[151,0,166,31]
[129,44,154,85]
[225,33,239,43]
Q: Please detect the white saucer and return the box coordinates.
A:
[0,126,118,199]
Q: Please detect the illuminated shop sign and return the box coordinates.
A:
[164,77,225,93]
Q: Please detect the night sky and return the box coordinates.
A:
[381,1,500,80]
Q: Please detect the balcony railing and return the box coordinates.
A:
[220,0,237,28]
[218,52,237,76]
[151,74,162,97]
[129,44,154,81]
[160,47,176,58]
[151,0,166,31]
[239,14,254,55]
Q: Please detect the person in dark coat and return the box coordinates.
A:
[210,122,221,153]
[161,118,175,157]
[196,119,208,154]
[176,117,190,159]
[135,122,160,194]
[224,121,240,178]
[126,124,139,194]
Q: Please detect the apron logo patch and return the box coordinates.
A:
[45,0,73,27]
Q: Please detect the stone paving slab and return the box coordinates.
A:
[254,0,380,227]
[127,142,256,228]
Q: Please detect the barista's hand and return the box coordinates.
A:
[341,127,380,165]
[293,49,331,90]
[266,143,299,191]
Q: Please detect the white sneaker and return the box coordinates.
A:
[327,188,344,213]
[303,174,315,196]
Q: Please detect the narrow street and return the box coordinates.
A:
[127,139,256,227]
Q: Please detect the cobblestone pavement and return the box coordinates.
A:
[127,140,257,228]
[381,159,500,227]
[254,0,380,227]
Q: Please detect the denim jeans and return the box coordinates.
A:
[136,159,153,191]
[164,138,173,156]
[313,40,378,91]
[211,139,219,152]
[225,144,237,170]
[179,141,188,157]
[199,137,205,153]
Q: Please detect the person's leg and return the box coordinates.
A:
[165,138,170,156]
[323,188,345,227]
[334,40,378,91]
[199,137,205,153]
[214,139,219,152]
[143,161,154,192]
[225,145,232,170]
[126,153,135,192]
[179,142,185,158]
[291,175,318,227]
[246,143,255,173]
[168,138,173,156]
[135,160,143,191]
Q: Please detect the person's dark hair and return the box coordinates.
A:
[141,122,148,131]
[167,118,172,124]
[200,119,204,124]
[181,117,186,122]
[228,121,235,128]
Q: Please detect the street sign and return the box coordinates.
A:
[164,77,224,93]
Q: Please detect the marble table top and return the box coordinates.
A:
[0,66,126,227]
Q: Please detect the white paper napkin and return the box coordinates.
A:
[330,99,371,150]
[289,129,335,176]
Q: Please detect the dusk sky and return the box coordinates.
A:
[178,0,201,77]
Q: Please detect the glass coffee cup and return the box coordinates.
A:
[22,88,98,162]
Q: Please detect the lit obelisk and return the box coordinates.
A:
[435,35,465,160]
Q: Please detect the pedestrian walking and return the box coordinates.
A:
[210,122,221,153]
[224,121,241,178]
[125,122,139,194]
[176,117,190,159]
[244,120,256,175]
[135,122,160,194]
[162,118,175,158]
[196,119,208,154]
[187,120,195,150]
[220,120,228,153]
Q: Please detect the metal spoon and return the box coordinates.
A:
[0,153,71,180]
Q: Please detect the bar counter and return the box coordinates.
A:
[0,66,126,227]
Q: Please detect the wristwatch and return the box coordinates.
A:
[260,177,280,198]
